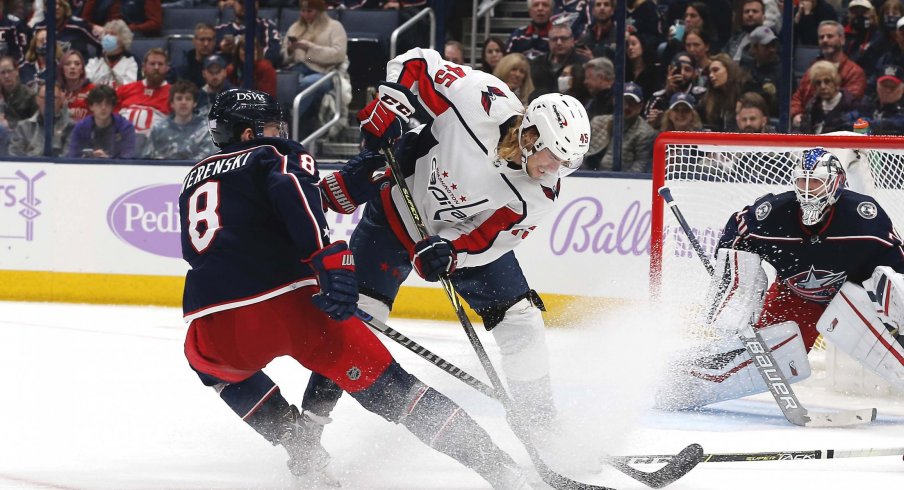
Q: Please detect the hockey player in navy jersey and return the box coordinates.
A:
[180,88,535,489]
[313,47,591,448]
[657,147,904,410]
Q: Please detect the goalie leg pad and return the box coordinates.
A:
[864,266,904,337]
[817,281,904,390]
[704,249,768,333]
[656,321,811,410]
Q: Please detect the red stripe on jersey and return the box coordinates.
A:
[839,290,904,365]
[381,187,417,255]
[274,146,324,250]
[398,59,450,117]
[450,206,523,254]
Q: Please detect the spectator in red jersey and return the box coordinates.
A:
[116,47,170,138]
[58,49,94,122]
[81,0,162,37]
[227,34,276,97]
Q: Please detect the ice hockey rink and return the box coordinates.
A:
[2,300,903,490]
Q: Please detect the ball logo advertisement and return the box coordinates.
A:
[107,184,183,258]
[0,169,45,241]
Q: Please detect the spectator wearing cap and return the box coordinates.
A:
[582,82,657,173]
[733,91,775,132]
[174,23,217,91]
[725,0,766,62]
[582,56,614,118]
[574,0,616,60]
[740,25,782,116]
[506,0,553,61]
[793,0,837,46]
[196,54,234,113]
[644,51,707,130]
[791,21,866,126]
[659,92,703,131]
[85,19,138,89]
[874,17,904,79]
[531,23,589,96]
[860,64,904,135]
[844,0,885,78]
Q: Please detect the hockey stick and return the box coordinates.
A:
[379,142,701,488]
[355,308,499,399]
[380,144,621,490]
[610,446,904,465]
[357,308,701,488]
[658,185,877,428]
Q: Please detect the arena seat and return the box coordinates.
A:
[794,45,821,79]
[167,35,195,64]
[162,7,218,36]
[130,37,164,63]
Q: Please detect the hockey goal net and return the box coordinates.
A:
[650,132,904,396]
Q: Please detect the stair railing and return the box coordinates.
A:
[390,7,436,59]
[294,69,344,150]
[470,0,503,66]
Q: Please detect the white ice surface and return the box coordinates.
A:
[1,301,903,490]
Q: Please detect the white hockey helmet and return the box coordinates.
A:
[793,147,847,225]
[519,93,591,176]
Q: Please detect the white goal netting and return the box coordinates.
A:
[651,132,904,396]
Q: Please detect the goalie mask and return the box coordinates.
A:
[793,147,847,226]
[208,89,288,148]
[519,93,590,177]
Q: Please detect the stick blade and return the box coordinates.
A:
[798,407,877,428]
[645,443,703,488]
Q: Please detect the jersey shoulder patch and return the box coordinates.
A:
[754,200,772,221]
[856,201,878,220]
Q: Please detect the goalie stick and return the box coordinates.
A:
[356,308,703,488]
[658,185,877,428]
[610,446,904,465]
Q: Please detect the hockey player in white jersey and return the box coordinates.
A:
[656,148,904,411]
[315,47,590,446]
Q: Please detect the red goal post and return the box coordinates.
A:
[650,131,904,302]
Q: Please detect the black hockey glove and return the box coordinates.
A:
[305,241,359,321]
[320,150,390,214]
[358,82,418,152]
[412,235,457,282]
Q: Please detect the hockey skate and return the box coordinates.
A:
[278,406,340,487]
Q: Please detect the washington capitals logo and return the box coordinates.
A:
[785,266,847,303]
[480,86,507,115]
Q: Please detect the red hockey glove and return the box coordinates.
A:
[305,241,358,321]
[358,82,418,152]
[320,150,391,214]
[412,235,457,282]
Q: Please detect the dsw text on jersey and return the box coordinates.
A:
[182,152,252,192]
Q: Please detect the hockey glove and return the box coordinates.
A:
[358,82,418,152]
[320,150,391,214]
[305,241,359,321]
[412,235,457,282]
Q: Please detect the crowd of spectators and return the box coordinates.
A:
[2,0,904,168]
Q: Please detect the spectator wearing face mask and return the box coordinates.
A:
[85,19,137,88]
[844,0,885,77]
[530,22,588,96]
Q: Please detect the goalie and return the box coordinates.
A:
[657,147,904,410]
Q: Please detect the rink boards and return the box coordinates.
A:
[0,161,651,321]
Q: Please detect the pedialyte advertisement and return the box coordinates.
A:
[0,162,654,299]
